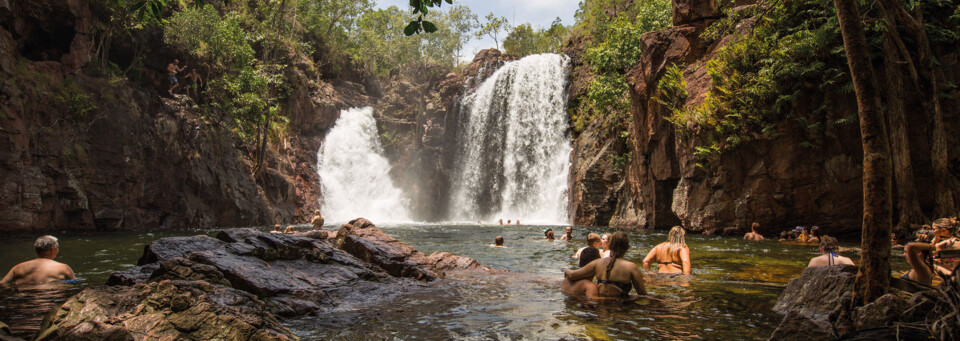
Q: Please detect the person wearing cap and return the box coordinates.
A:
[1,236,76,285]
[544,228,555,241]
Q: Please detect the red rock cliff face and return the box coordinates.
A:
[566,0,960,235]
[0,0,368,232]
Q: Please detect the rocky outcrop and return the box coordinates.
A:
[35,280,296,341]
[772,265,858,320]
[0,321,22,341]
[40,220,494,339]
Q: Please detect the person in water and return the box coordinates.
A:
[489,236,507,248]
[271,224,283,234]
[498,219,504,225]
[744,222,764,241]
[807,226,821,243]
[599,233,612,258]
[573,233,602,264]
[310,210,324,230]
[515,220,520,226]
[560,226,574,241]
[902,218,959,284]
[807,236,855,267]
[642,226,692,275]
[283,225,296,234]
[545,229,556,241]
[1,236,76,285]
[562,231,647,299]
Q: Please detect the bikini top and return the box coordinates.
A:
[597,258,632,297]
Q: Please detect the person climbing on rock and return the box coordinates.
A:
[1,236,76,285]
[807,236,854,268]
[642,226,692,275]
[744,222,764,241]
[184,68,202,99]
[167,59,188,95]
[560,226,574,241]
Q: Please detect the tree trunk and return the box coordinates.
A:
[877,2,926,232]
[834,0,893,305]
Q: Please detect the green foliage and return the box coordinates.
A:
[297,0,373,54]
[53,80,98,119]
[405,0,454,35]
[351,5,474,74]
[206,65,283,138]
[659,0,849,162]
[503,18,568,57]
[165,5,255,70]
[476,12,510,50]
[571,0,671,137]
[610,152,631,173]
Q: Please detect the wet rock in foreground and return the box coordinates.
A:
[41,218,493,339]
[35,280,295,341]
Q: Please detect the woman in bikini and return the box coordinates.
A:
[642,226,692,275]
[561,231,646,299]
[807,236,854,267]
[902,218,960,285]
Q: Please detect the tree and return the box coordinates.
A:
[404,0,452,35]
[297,0,373,48]
[352,6,422,74]
[444,5,477,64]
[475,12,509,50]
[833,0,893,305]
[503,24,538,56]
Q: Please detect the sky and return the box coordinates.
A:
[374,0,582,62]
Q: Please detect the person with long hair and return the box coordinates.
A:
[599,233,612,258]
[642,226,692,275]
[561,231,646,299]
[902,218,960,285]
[806,236,854,267]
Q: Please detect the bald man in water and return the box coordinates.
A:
[1,236,76,285]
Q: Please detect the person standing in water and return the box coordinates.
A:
[562,231,646,299]
[807,236,854,267]
[498,219,504,225]
[744,222,764,241]
[310,210,324,230]
[599,233,612,258]
[545,229,556,241]
[642,226,692,275]
[573,233,602,267]
[560,226,574,241]
[1,236,76,285]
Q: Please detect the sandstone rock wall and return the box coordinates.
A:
[0,0,369,232]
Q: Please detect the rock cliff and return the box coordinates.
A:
[0,0,370,231]
[566,0,960,234]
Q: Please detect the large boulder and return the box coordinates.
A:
[336,218,443,280]
[772,265,857,320]
[35,280,295,341]
[850,293,908,331]
[767,310,836,341]
[0,321,23,341]
[672,0,720,25]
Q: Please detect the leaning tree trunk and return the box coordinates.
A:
[877,2,926,231]
[834,0,893,305]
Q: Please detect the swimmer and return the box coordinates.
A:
[807,236,854,267]
[545,229,556,241]
[807,226,821,243]
[744,222,764,241]
[642,226,691,275]
[560,226,574,241]
[283,225,296,234]
[310,210,324,230]
[515,220,520,226]
[271,224,283,234]
[499,219,503,225]
[562,231,646,299]
[573,233,602,267]
[1,236,76,285]
[508,219,512,225]
[902,218,959,284]
[489,236,507,248]
[600,233,612,258]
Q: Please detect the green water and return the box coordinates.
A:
[0,224,911,340]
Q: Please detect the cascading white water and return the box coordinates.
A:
[449,53,572,224]
[317,107,411,223]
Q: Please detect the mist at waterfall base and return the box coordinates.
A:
[448,54,572,225]
[317,107,412,223]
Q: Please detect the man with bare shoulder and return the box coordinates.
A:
[560,226,574,241]
[166,59,188,95]
[744,222,764,241]
[1,236,76,285]
[310,210,324,230]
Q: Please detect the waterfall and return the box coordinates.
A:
[317,107,411,223]
[448,53,572,224]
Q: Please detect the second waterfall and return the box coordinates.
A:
[448,54,572,224]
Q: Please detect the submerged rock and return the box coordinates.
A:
[35,280,295,341]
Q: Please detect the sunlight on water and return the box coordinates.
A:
[0,225,911,340]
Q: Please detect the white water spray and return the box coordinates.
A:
[448,54,572,224]
[317,107,411,223]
